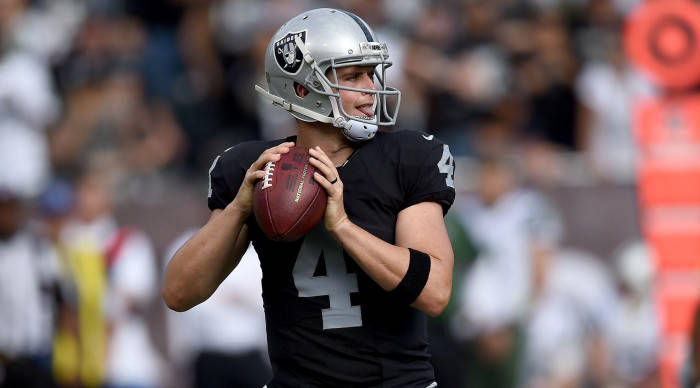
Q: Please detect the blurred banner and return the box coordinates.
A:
[627,1,700,387]
[635,95,700,388]
[625,0,700,90]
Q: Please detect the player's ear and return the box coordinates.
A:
[294,82,309,98]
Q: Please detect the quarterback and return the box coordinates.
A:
[163,8,456,387]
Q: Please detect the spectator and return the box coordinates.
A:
[59,166,163,388]
[50,5,184,177]
[0,121,60,388]
[451,156,563,388]
[428,212,478,388]
[605,240,659,387]
[575,32,655,183]
[35,179,84,388]
[520,10,580,150]
[522,248,618,388]
[0,0,61,133]
[165,230,271,388]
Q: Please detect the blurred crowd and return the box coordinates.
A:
[0,0,668,387]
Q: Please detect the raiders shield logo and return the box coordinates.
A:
[274,31,306,74]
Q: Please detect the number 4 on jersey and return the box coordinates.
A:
[438,144,455,188]
[292,225,363,330]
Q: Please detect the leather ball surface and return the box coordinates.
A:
[253,146,327,242]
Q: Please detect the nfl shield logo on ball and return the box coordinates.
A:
[274,31,306,74]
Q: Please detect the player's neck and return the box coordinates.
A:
[296,120,355,167]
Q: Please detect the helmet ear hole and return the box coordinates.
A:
[294,82,309,98]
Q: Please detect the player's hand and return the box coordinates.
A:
[231,142,294,217]
[309,146,349,233]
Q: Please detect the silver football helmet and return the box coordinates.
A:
[255,8,401,141]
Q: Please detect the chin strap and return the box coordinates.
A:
[334,116,378,142]
[255,84,332,124]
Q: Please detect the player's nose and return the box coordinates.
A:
[360,73,376,93]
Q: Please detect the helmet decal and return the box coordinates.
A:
[274,30,306,74]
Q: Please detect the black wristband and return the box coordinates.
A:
[388,248,431,305]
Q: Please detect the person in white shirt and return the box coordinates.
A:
[164,229,271,388]
[0,118,58,387]
[59,168,163,388]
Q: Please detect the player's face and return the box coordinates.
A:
[330,65,376,120]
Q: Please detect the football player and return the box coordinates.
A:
[163,8,456,387]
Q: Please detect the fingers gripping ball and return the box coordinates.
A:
[253,146,327,242]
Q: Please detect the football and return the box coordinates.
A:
[253,146,327,242]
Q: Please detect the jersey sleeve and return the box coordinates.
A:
[207,138,292,211]
[398,131,456,215]
[207,145,248,211]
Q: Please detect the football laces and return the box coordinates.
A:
[261,161,275,189]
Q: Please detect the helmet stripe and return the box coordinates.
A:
[339,10,374,42]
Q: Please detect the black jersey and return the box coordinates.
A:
[208,130,456,388]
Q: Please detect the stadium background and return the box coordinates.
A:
[0,0,692,387]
